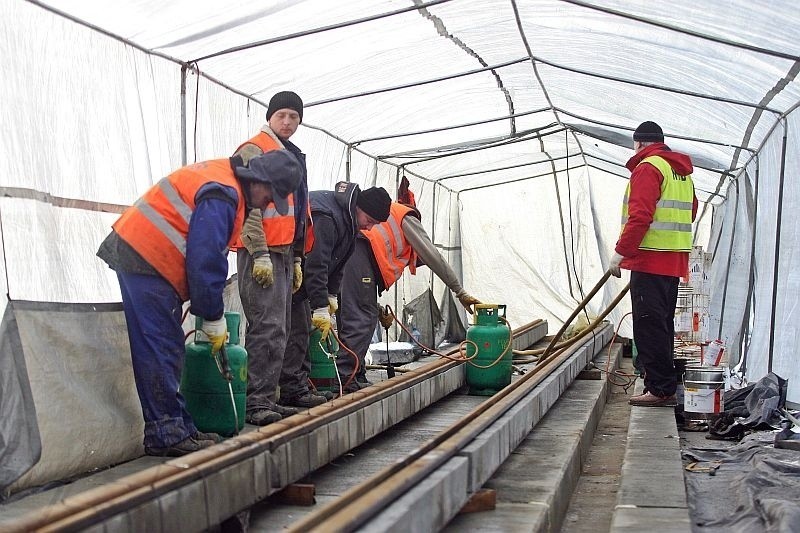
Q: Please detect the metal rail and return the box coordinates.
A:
[291,323,605,532]
[2,321,545,532]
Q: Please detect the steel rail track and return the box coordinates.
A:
[2,320,546,532]
[292,276,628,532]
[291,325,601,532]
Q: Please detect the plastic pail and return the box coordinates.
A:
[683,365,725,421]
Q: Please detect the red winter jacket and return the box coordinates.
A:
[615,143,698,278]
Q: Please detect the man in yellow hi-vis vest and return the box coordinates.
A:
[609,121,698,408]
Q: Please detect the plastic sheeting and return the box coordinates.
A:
[3,0,800,493]
[0,304,41,495]
[0,301,143,493]
[684,433,800,532]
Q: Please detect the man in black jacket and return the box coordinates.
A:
[277,182,391,408]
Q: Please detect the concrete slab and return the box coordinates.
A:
[446,501,549,532]
[611,380,690,533]
[611,506,691,532]
[155,474,211,532]
[361,456,470,533]
[444,346,613,533]
[204,456,260,524]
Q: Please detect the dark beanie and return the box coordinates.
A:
[633,121,664,143]
[266,91,303,123]
[357,187,391,222]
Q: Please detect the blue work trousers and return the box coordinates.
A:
[118,272,196,449]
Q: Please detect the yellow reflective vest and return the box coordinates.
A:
[621,155,694,252]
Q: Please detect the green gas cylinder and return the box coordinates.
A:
[465,304,512,396]
[181,312,247,436]
[308,328,340,392]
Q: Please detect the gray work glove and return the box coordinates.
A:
[455,289,481,314]
[609,252,624,278]
[202,317,227,354]
[327,294,339,316]
[252,253,274,287]
[292,257,303,293]
[311,307,333,339]
[241,208,274,287]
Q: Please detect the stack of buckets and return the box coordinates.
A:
[682,339,727,423]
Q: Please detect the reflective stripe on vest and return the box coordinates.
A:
[365,203,418,288]
[621,155,694,252]
[235,132,297,246]
[113,159,246,300]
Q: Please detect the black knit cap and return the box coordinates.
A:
[356,187,391,222]
[633,121,664,143]
[266,91,303,123]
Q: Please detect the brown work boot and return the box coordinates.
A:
[145,436,215,457]
[628,391,649,403]
[245,408,283,426]
[629,392,677,407]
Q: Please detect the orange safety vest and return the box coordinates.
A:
[113,159,246,300]
[232,131,314,252]
[364,203,418,288]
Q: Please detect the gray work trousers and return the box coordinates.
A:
[336,238,379,383]
[279,295,312,399]
[237,249,292,411]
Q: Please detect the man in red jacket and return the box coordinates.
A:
[609,121,698,407]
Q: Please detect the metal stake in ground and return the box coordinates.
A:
[384,305,395,378]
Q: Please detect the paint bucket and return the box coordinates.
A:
[673,357,699,409]
[684,365,725,422]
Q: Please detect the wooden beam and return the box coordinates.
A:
[273,484,316,506]
[458,489,496,514]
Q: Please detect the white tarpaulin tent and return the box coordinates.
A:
[1,0,799,492]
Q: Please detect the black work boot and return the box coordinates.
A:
[311,389,336,401]
[245,408,283,426]
[356,375,374,387]
[270,404,301,417]
[279,392,327,408]
[145,436,215,457]
[193,431,224,443]
[342,380,367,394]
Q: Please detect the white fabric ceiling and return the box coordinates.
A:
[2,0,800,402]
